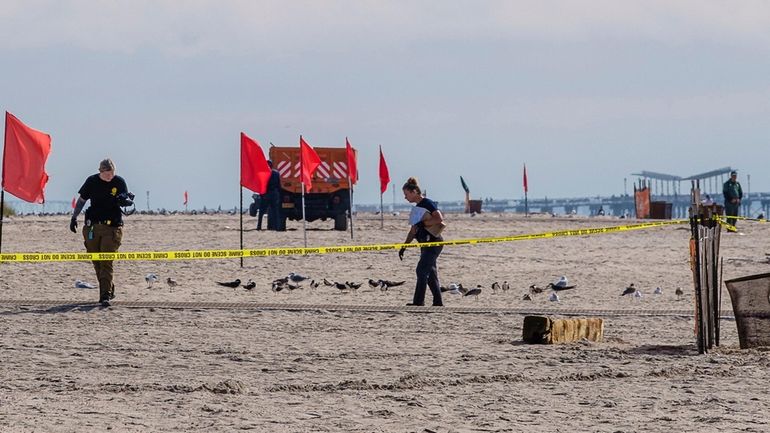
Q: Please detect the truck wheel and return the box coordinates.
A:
[334,212,348,231]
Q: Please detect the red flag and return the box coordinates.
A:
[2,112,52,203]
[240,132,271,194]
[183,191,188,206]
[299,135,321,191]
[345,137,357,185]
[71,196,77,209]
[523,163,528,193]
[378,145,390,194]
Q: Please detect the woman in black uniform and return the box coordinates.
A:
[399,177,445,307]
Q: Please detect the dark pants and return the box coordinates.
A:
[413,245,443,306]
[725,202,740,228]
[266,191,284,231]
[256,200,269,230]
[83,224,123,301]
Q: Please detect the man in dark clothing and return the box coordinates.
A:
[70,158,130,305]
[265,160,283,231]
[723,170,743,231]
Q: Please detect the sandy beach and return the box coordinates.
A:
[1,212,769,432]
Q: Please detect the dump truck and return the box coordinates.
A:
[268,146,355,231]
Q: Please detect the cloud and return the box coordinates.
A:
[2,1,770,56]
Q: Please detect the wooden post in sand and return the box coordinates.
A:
[689,179,723,354]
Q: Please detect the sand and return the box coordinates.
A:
[1,212,769,432]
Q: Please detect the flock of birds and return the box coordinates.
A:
[75,273,687,303]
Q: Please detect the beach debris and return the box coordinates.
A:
[654,287,662,295]
[620,284,636,296]
[75,280,96,289]
[216,279,241,288]
[166,277,178,288]
[549,292,560,302]
[547,276,576,291]
[145,273,159,288]
[529,284,543,294]
[491,282,501,294]
[242,279,256,290]
[502,281,510,292]
[288,272,310,283]
[522,293,532,301]
[675,287,684,299]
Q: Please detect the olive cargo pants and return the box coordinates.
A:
[83,224,123,301]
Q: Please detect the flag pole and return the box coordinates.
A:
[302,182,307,248]
[380,191,384,229]
[1,114,7,253]
[524,190,528,217]
[347,174,354,240]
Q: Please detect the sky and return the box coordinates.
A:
[1,1,769,210]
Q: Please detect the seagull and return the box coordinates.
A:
[654,287,662,295]
[288,272,309,283]
[675,287,684,299]
[75,280,96,289]
[502,281,510,292]
[529,284,543,294]
[491,282,501,294]
[522,293,532,301]
[145,273,159,288]
[621,284,637,296]
[547,276,576,291]
[368,279,382,288]
[549,292,560,302]
[323,278,335,287]
[217,279,241,288]
[464,287,482,300]
[380,280,406,290]
[242,279,256,290]
[634,290,643,299]
[166,277,178,288]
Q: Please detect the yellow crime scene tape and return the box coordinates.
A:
[0,219,688,263]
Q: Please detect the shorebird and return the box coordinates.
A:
[75,280,96,289]
[502,281,510,292]
[464,287,482,300]
[491,282,501,294]
[634,290,643,299]
[346,281,362,290]
[654,287,662,295]
[547,276,576,291]
[529,284,543,294]
[217,279,241,288]
[273,276,289,285]
[621,284,637,296]
[287,282,302,291]
[272,282,285,293]
[323,278,334,287]
[522,293,533,301]
[334,281,348,291]
[380,280,406,290]
[166,277,178,288]
[549,292,560,302]
[309,280,320,288]
[145,273,159,288]
[288,272,310,283]
[368,279,382,288]
[675,287,684,299]
[242,279,256,290]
